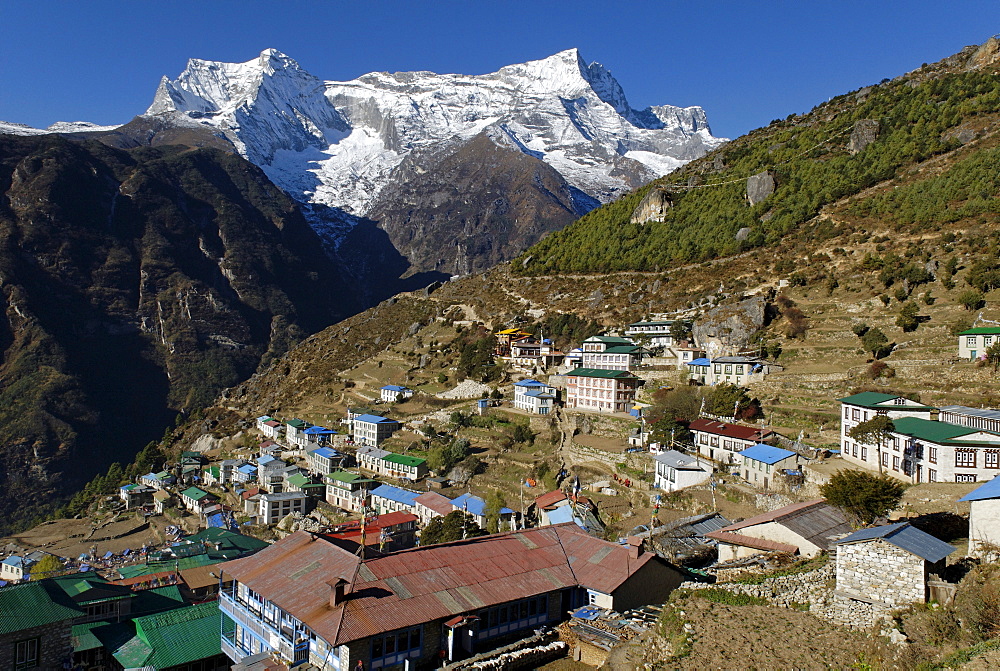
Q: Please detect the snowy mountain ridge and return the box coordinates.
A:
[145,48,725,216]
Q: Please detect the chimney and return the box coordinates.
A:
[626,536,644,559]
[328,578,349,607]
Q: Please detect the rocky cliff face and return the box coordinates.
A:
[0,135,355,532]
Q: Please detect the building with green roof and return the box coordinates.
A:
[840,396,1000,484]
[0,580,84,669]
[382,453,429,481]
[565,367,641,413]
[958,326,1000,360]
[95,601,231,670]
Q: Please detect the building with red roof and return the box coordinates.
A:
[322,511,418,552]
[689,418,774,465]
[218,524,684,668]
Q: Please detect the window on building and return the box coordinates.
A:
[968,336,977,346]
[987,336,994,346]
[892,456,900,471]
[956,450,977,468]
[844,406,850,419]
[987,451,1000,469]
[15,638,39,669]
[881,452,889,468]
[861,447,868,461]
[956,473,978,483]
[929,469,937,482]
[852,409,860,421]
[929,447,938,464]
[714,365,722,374]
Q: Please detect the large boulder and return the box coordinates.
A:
[630,188,673,224]
[693,297,767,357]
[746,171,776,205]
[848,119,881,154]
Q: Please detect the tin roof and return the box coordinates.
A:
[354,414,397,424]
[383,453,427,468]
[534,490,569,510]
[715,499,851,552]
[415,492,455,517]
[958,327,1000,335]
[940,405,1000,421]
[371,484,422,507]
[892,416,1000,445]
[703,531,799,554]
[738,443,797,465]
[835,522,956,563]
[652,450,705,470]
[566,367,639,380]
[221,524,668,647]
[960,475,1000,502]
[689,418,771,441]
[0,580,84,634]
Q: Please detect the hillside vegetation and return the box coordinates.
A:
[517,39,1000,274]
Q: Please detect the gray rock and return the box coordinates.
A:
[711,154,726,172]
[848,119,881,154]
[630,188,673,224]
[693,297,767,354]
[687,174,704,187]
[746,171,776,205]
[408,321,422,336]
[735,227,751,241]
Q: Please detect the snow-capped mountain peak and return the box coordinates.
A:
[143,48,725,216]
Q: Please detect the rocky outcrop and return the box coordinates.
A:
[746,171,776,205]
[848,119,881,154]
[630,188,673,223]
[693,297,767,356]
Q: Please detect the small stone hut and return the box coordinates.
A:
[834,522,955,608]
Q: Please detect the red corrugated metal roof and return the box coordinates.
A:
[222,524,669,647]
[689,418,772,441]
[704,530,798,554]
[533,490,568,510]
[415,492,455,517]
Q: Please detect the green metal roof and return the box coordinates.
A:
[837,392,934,410]
[327,470,364,483]
[72,621,109,652]
[180,486,212,501]
[117,554,221,579]
[383,453,427,467]
[567,367,639,379]
[133,601,230,669]
[130,585,186,618]
[959,327,1000,335]
[205,466,220,479]
[892,417,1000,445]
[185,528,270,555]
[286,473,311,488]
[584,336,634,344]
[0,580,84,635]
[601,345,641,354]
[286,418,309,429]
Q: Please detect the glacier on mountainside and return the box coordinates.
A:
[145,48,725,219]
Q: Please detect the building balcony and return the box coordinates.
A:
[221,632,253,664]
[219,592,277,642]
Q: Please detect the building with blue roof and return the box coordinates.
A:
[307,446,343,475]
[353,414,401,446]
[234,463,258,484]
[451,493,514,529]
[369,484,423,515]
[959,475,1000,558]
[738,443,800,489]
[834,522,956,608]
[380,385,414,403]
[686,357,711,384]
[513,379,557,414]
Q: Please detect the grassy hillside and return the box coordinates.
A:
[517,39,1000,274]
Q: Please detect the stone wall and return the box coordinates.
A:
[0,621,75,670]
[678,559,894,630]
[836,539,926,607]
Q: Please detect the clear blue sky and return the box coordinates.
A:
[2,1,998,139]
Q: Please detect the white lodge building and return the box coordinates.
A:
[840,393,1000,483]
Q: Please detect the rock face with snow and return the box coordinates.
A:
[143,48,724,271]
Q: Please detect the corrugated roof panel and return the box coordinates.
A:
[587,546,613,564]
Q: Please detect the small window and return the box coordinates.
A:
[956,450,977,469]
[968,336,977,346]
[928,469,937,482]
[16,638,39,669]
[957,473,978,483]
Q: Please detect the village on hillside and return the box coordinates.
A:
[3,302,1000,671]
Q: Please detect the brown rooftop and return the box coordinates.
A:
[221,524,667,646]
[689,418,772,441]
[716,499,851,552]
[704,531,799,554]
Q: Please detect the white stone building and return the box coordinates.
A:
[652,450,712,492]
[706,499,851,562]
[689,418,774,466]
[512,379,558,414]
[959,476,1000,558]
[957,326,1000,360]
[352,414,401,446]
[834,522,955,608]
[380,385,414,403]
[257,491,309,525]
[624,320,681,347]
